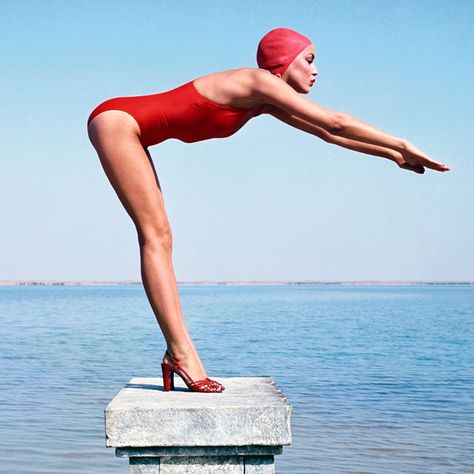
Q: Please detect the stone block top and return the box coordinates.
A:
[105,376,292,448]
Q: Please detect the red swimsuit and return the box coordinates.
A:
[87,80,263,148]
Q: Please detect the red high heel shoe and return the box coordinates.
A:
[161,350,225,393]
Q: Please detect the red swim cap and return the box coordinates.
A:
[257,28,312,76]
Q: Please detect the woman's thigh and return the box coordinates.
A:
[87,111,170,236]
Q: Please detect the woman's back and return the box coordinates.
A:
[87,69,265,148]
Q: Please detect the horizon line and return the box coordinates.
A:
[0,280,473,287]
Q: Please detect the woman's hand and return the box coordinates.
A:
[395,141,450,174]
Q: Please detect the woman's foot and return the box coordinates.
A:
[162,346,224,392]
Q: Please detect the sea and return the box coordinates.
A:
[1,284,473,473]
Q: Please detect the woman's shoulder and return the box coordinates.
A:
[211,68,285,97]
[192,68,272,109]
[193,67,269,84]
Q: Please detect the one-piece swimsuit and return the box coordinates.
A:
[87,80,264,148]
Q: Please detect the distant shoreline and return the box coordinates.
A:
[0,280,472,287]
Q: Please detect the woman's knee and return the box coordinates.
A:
[137,220,173,252]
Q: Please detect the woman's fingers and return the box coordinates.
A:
[403,148,450,172]
[418,156,450,172]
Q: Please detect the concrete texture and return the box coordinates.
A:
[130,456,243,473]
[105,376,292,448]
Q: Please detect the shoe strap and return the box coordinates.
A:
[163,350,222,390]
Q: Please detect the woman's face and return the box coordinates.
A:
[281,44,318,94]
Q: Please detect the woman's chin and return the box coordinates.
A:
[290,82,311,94]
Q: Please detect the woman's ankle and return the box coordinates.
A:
[166,343,196,360]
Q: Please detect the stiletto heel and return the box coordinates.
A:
[162,363,173,391]
[161,350,224,393]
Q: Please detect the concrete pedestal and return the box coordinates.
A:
[105,376,292,473]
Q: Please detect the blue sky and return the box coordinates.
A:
[0,0,472,281]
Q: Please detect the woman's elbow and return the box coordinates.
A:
[329,112,348,134]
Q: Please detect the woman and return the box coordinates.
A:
[87,28,449,393]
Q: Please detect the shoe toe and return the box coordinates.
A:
[205,378,224,392]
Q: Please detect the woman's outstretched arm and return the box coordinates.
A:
[267,106,427,174]
[254,70,450,173]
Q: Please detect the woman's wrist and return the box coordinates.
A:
[397,138,409,153]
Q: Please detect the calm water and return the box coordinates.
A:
[1,285,473,473]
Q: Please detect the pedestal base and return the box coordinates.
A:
[105,377,291,474]
[127,453,275,473]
